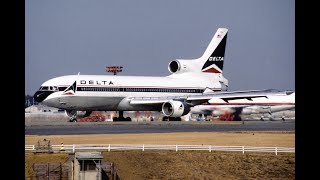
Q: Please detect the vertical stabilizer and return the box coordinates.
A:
[200,28,228,73]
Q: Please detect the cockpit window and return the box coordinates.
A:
[40,86,49,90]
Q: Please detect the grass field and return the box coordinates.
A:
[25,150,295,179]
[25,131,295,147]
[25,131,295,179]
[102,151,295,179]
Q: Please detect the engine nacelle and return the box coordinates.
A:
[168,60,198,74]
[65,110,92,119]
[162,101,190,117]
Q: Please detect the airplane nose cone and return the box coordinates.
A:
[34,91,54,103]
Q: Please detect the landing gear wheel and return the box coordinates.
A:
[125,117,131,121]
[162,117,181,121]
[113,116,132,121]
[162,117,169,121]
[69,118,77,122]
[172,117,181,121]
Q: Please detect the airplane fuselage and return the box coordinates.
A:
[35,73,227,111]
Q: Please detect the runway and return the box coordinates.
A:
[25,120,295,135]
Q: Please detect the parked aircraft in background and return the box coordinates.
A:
[186,92,295,121]
[33,28,291,122]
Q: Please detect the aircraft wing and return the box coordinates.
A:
[130,89,293,106]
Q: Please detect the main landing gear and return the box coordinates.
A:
[69,117,78,122]
[113,111,132,121]
[162,117,181,121]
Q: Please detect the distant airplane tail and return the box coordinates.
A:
[168,28,228,74]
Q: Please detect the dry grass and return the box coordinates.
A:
[25,132,295,179]
[25,151,295,179]
[103,151,295,180]
[25,131,295,147]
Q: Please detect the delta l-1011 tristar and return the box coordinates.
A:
[34,28,292,122]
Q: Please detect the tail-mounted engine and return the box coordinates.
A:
[162,100,190,117]
[168,60,198,74]
[65,110,92,119]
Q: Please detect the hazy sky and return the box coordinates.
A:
[25,0,294,95]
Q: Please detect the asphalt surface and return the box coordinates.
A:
[25,120,295,135]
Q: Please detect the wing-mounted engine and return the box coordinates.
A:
[162,100,190,117]
[168,60,198,74]
[65,110,92,119]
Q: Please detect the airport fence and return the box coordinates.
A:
[25,144,294,155]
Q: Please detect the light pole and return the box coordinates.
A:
[106,66,123,75]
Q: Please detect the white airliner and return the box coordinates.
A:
[188,92,295,121]
[33,28,292,122]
